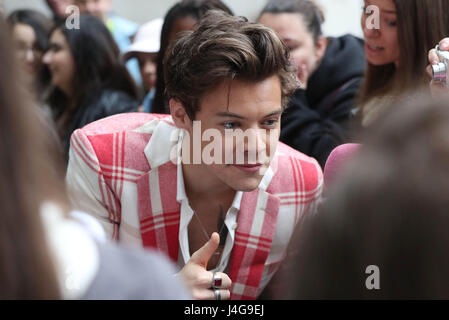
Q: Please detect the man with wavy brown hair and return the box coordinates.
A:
[66,10,323,300]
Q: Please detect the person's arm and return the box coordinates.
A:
[66,128,120,240]
[82,242,193,300]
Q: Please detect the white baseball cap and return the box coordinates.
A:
[124,18,163,61]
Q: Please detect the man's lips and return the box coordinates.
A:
[232,163,263,173]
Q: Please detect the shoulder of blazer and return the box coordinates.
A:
[73,113,173,174]
[79,113,171,137]
[269,142,323,195]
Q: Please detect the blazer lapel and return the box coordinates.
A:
[136,162,180,262]
[134,117,182,262]
[228,188,280,299]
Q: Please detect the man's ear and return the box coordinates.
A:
[315,36,328,62]
[169,98,192,130]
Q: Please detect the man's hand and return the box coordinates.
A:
[178,232,232,300]
[427,38,449,95]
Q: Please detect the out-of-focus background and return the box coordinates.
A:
[3,0,364,37]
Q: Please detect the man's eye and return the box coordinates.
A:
[223,122,237,129]
[263,119,279,127]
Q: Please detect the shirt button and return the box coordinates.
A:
[232,223,238,230]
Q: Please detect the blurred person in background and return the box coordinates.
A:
[281,93,449,299]
[258,0,365,168]
[43,14,139,160]
[152,0,234,114]
[358,0,449,128]
[44,0,75,23]
[75,0,142,88]
[124,18,163,113]
[0,0,4,17]
[7,10,54,107]
[0,17,190,300]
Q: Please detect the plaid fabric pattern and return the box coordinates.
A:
[66,113,323,300]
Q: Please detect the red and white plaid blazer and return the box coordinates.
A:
[66,113,323,299]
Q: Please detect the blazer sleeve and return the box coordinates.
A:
[66,128,120,240]
[296,154,324,220]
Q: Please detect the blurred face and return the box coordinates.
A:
[168,15,198,45]
[136,52,158,91]
[46,0,75,18]
[173,75,282,193]
[76,0,112,21]
[259,13,326,79]
[12,23,44,77]
[361,0,399,66]
[43,29,75,96]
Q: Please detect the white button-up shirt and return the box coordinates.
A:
[175,131,242,273]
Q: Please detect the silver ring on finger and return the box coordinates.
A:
[214,289,221,300]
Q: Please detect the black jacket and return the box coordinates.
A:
[280,34,365,168]
[62,89,139,156]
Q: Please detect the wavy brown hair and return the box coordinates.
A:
[164,10,299,120]
[0,18,67,299]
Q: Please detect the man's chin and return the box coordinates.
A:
[228,177,263,192]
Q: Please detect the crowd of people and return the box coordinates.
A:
[2,0,449,300]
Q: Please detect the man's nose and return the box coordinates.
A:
[244,128,267,162]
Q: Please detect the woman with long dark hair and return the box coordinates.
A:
[44,14,139,157]
[151,0,233,114]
